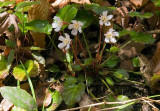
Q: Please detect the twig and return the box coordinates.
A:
[146,30,160,34]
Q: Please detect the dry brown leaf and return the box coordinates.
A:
[0,99,13,111]
[28,0,49,48]
[138,54,153,85]
[35,82,52,107]
[0,12,20,40]
[129,0,149,8]
[94,0,111,7]
[51,0,91,8]
[120,60,134,71]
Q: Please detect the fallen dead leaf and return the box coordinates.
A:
[0,99,13,111]
[129,0,149,9]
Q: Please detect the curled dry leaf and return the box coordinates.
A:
[129,0,149,9]
[28,0,49,48]
[0,99,13,111]
[0,12,20,40]
[51,0,91,8]
[35,82,52,107]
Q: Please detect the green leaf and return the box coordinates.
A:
[84,58,94,65]
[105,56,119,68]
[75,9,94,28]
[13,60,39,81]
[16,1,41,11]
[106,46,119,52]
[57,5,78,23]
[5,39,16,48]
[11,106,27,111]
[71,64,82,71]
[83,3,116,14]
[25,19,52,34]
[113,69,129,80]
[132,57,140,67]
[0,8,6,13]
[62,82,85,107]
[46,90,62,111]
[77,75,85,82]
[130,31,155,44]
[0,86,37,110]
[47,64,60,73]
[151,0,160,6]
[105,77,114,86]
[7,49,15,70]
[151,73,160,89]
[0,1,15,7]
[129,11,153,19]
[64,76,77,86]
[119,30,131,38]
[0,55,8,79]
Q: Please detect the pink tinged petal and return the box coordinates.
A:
[72,20,77,23]
[102,11,108,16]
[110,38,116,43]
[68,24,74,29]
[65,44,70,50]
[52,23,58,28]
[55,27,61,32]
[105,38,109,43]
[58,43,65,49]
[71,29,78,36]
[105,21,111,26]
[99,20,103,25]
[107,15,113,20]
[113,32,119,37]
[65,33,70,39]
[109,28,114,32]
[58,36,65,41]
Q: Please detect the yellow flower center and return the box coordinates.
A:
[101,16,107,23]
[74,23,80,29]
[106,32,113,38]
[63,39,70,45]
[58,20,62,25]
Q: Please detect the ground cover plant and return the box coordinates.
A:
[0,0,160,110]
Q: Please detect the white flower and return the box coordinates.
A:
[104,28,119,43]
[52,16,63,32]
[99,11,113,26]
[68,20,83,35]
[58,33,72,50]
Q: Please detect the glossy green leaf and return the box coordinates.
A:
[129,11,153,19]
[16,1,40,11]
[62,82,85,107]
[57,5,78,23]
[119,30,131,38]
[84,58,94,65]
[106,46,119,52]
[132,57,140,67]
[46,90,62,111]
[86,76,94,85]
[130,31,155,44]
[0,55,8,79]
[105,77,114,86]
[25,19,52,34]
[47,64,60,73]
[0,8,6,13]
[13,64,26,81]
[152,0,160,6]
[0,86,37,110]
[113,69,129,80]
[105,56,119,68]
[64,76,77,86]
[75,9,94,28]
[7,49,15,70]
[71,64,82,71]
[5,39,16,48]
[0,1,15,7]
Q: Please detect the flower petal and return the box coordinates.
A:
[78,27,82,33]
[72,20,77,23]
[55,27,61,32]
[105,38,109,43]
[102,11,108,16]
[99,20,103,25]
[65,33,70,39]
[78,21,83,26]
[105,21,111,26]
[110,38,116,43]
[68,24,74,29]
[52,23,58,28]
[109,28,113,32]
[113,32,119,37]
[71,29,78,36]
[58,43,65,49]
[65,44,70,50]
[107,15,113,20]
[58,36,65,41]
